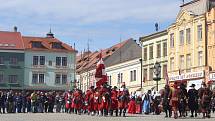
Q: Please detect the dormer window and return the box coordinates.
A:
[32,42,43,48]
[52,42,63,49]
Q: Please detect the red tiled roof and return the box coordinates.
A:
[22,36,75,52]
[0,31,24,50]
[76,38,131,73]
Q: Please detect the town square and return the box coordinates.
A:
[0,0,215,121]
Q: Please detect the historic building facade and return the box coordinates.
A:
[0,31,25,90]
[139,30,168,92]
[168,0,215,89]
[23,32,76,90]
[76,39,142,92]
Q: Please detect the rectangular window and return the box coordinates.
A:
[0,73,4,83]
[130,70,136,82]
[144,47,147,60]
[197,25,202,41]
[186,28,191,44]
[149,45,153,59]
[170,57,174,71]
[144,69,147,80]
[149,68,153,81]
[40,56,45,65]
[9,57,18,65]
[170,33,174,48]
[198,51,203,66]
[108,76,112,85]
[130,71,133,82]
[186,54,191,68]
[163,42,167,57]
[163,65,167,78]
[55,74,61,84]
[39,74,45,84]
[186,54,191,72]
[56,57,61,66]
[62,57,67,66]
[179,30,184,45]
[117,73,120,84]
[120,73,123,83]
[8,75,18,83]
[157,44,161,58]
[62,75,67,84]
[0,56,4,64]
[32,74,38,84]
[134,70,136,81]
[33,56,39,65]
[179,55,185,69]
[32,42,42,48]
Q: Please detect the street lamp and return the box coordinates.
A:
[139,58,143,89]
[153,61,161,91]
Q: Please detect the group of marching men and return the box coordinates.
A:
[0,81,215,119]
[65,82,129,117]
[161,81,215,119]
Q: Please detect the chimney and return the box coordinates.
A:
[14,26,18,32]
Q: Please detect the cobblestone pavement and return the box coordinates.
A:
[0,113,215,121]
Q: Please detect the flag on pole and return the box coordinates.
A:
[95,52,107,87]
[165,69,169,85]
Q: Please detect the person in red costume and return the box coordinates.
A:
[93,88,100,115]
[170,82,180,119]
[110,86,119,116]
[118,82,129,117]
[73,88,83,115]
[99,83,111,116]
[85,86,95,115]
[65,90,72,113]
[128,96,136,114]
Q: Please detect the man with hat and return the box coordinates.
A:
[110,86,119,116]
[188,84,198,117]
[118,82,129,117]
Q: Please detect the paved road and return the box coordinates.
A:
[0,113,214,121]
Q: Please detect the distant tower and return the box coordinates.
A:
[46,28,54,38]
[155,23,159,32]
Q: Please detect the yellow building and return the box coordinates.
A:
[139,30,168,92]
[168,0,215,89]
[207,7,215,88]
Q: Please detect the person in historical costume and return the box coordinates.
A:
[188,84,198,117]
[73,89,83,115]
[135,92,142,114]
[178,83,188,117]
[99,83,110,116]
[128,96,136,114]
[118,83,129,117]
[161,85,172,118]
[170,82,180,119]
[85,86,95,115]
[142,90,152,114]
[110,86,119,116]
[201,84,212,118]
[93,88,100,115]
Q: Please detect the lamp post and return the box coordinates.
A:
[153,61,161,91]
[139,58,143,89]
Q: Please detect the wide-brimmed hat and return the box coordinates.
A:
[189,84,196,87]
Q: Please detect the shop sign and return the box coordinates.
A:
[169,71,204,81]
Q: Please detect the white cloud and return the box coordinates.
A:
[0,0,182,51]
[0,0,180,24]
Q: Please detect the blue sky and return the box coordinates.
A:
[0,0,189,52]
